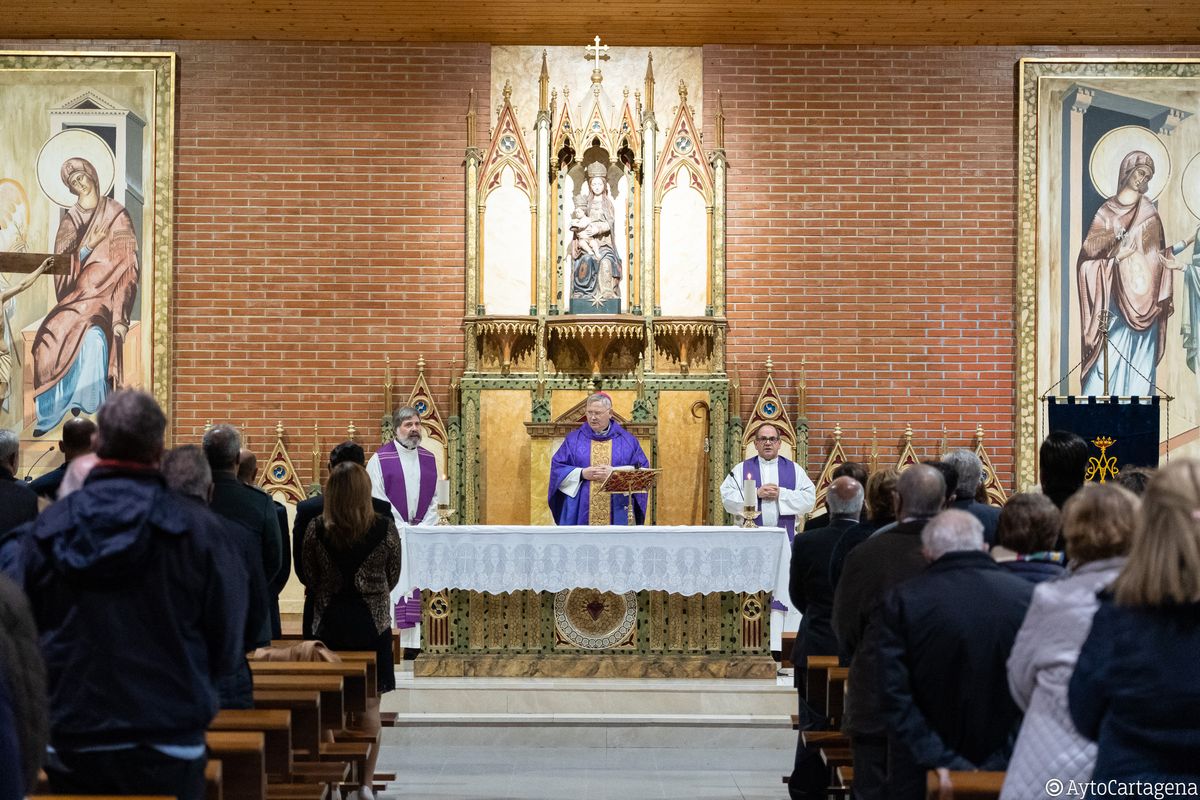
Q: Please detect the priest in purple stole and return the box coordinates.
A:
[365,406,439,650]
[549,393,650,525]
[719,423,816,542]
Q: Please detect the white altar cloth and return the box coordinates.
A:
[403,524,790,603]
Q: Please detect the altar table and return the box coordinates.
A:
[403,525,790,678]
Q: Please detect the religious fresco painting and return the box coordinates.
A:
[1017,59,1200,489]
[0,52,173,468]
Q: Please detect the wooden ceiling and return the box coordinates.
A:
[6,0,1200,46]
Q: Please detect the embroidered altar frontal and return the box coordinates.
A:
[408,525,786,678]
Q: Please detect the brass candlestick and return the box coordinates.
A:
[436,504,456,526]
[740,505,760,529]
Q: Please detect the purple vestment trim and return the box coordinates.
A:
[378,441,437,524]
[394,589,422,630]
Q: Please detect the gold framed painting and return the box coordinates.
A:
[0,51,174,471]
[1017,58,1200,489]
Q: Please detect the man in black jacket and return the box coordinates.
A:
[788,474,863,799]
[4,390,247,800]
[238,448,290,638]
[0,429,37,535]
[831,463,944,800]
[28,417,96,501]
[293,440,392,637]
[879,509,1034,798]
[941,448,1001,545]
[204,424,281,645]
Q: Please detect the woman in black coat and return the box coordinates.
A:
[1069,459,1200,786]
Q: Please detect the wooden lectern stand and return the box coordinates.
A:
[598,468,659,526]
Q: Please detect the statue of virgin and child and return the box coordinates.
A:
[569,161,623,314]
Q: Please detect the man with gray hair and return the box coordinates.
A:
[831,464,946,800]
[548,392,650,525]
[877,509,1034,797]
[163,445,269,709]
[366,406,440,651]
[941,448,1001,545]
[786,475,862,799]
[0,429,36,535]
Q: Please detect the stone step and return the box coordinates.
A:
[382,676,795,717]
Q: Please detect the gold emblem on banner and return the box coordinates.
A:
[1085,436,1120,483]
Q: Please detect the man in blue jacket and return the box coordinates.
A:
[4,390,248,800]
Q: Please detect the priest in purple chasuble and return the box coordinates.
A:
[549,392,650,526]
[365,405,438,650]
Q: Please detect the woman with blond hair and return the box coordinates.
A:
[301,462,400,800]
[1001,484,1138,799]
[1069,460,1200,785]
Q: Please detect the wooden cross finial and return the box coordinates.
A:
[586,36,610,72]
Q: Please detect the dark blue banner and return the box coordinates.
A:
[1047,396,1160,479]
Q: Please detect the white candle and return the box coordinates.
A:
[743,473,756,505]
[437,476,450,505]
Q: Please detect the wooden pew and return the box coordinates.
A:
[211,709,293,779]
[826,666,850,726]
[925,770,1005,800]
[251,675,345,732]
[805,656,840,717]
[205,760,223,800]
[249,662,369,711]
[206,730,266,800]
[781,633,797,668]
[252,690,322,755]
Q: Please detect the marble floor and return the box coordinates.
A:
[374,741,791,800]
[372,667,795,799]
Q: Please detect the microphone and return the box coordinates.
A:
[25,446,56,482]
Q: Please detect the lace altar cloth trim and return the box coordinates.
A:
[404,524,790,599]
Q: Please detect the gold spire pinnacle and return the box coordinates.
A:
[644,53,655,114]
[538,50,550,113]
[275,420,285,441]
[940,425,948,455]
[798,356,807,415]
[384,355,393,414]
[975,423,985,445]
[765,355,773,375]
[871,426,879,472]
[550,87,557,122]
[347,421,358,441]
[311,423,320,485]
[905,423,913,443]
[417,354,426,377]
[678,80,688,106]
[715,90,726,149]
[466,89,476,149]
[834,423,843,442]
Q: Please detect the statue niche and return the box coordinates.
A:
[568,158,625,314]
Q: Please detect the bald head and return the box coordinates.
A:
[237,449,258,485]
[896,464,947,520]
[826,475,864,519]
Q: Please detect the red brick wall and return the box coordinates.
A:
[6,40,1199,491]
[706,44,1199,489]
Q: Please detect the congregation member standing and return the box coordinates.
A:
[163,444,270,709]
[1070,460,1200,788]
[238,447,291,637]
[996,493,1066,583]
[4,391,247,800]
[302,462,401,800]
[878,510,1034,798]
[205,423,282,643]
[941,448,1001,545]
[787,475,863,799]
[27,417,96,501]
[831,464,944,800]
[295,440,393,637]
[1002,484,1138,800]
[0,429,37,535]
